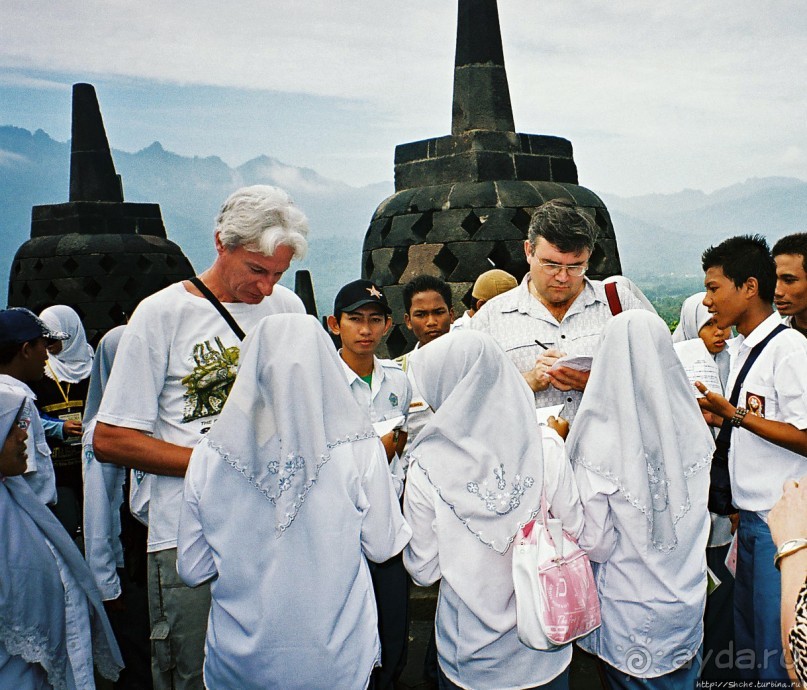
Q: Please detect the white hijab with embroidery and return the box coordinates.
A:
[566,311,715,552]
[40,305,94,383]
[201,313,375,536]
[406,330,544,554]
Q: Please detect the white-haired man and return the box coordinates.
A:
[94,185,309,690]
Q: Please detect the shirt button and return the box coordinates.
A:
[567,397,573,402]
[560,334,566,339]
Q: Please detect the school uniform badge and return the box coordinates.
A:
[389,392,398,407]
[746,392,765,418]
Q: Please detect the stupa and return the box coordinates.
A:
[7,83,194,343]
[362,0,623,356]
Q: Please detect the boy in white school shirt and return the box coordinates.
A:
[327,279,411,690]
[697,234,807,682]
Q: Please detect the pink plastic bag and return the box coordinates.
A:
[512,492,601,649]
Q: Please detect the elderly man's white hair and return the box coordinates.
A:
[215,185,309,259]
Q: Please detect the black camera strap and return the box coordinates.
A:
[189,277,246,341]
[715,323,788,445]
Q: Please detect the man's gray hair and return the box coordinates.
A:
[526,198,597,255]
[216,185,309,259]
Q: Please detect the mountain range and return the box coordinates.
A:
[2,124,806,315]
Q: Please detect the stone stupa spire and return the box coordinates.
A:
[69,83,124,203]
[452,0,515,134]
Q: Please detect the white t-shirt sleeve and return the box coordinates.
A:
[96,327,165,434]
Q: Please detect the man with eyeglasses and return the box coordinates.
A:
[471,198,644,424]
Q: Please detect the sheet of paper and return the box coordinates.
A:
[706,566,722,595]
[372,416,405,438]
[535,404,564,426]
[673,339,722,398]
[724,533,738,578]
[548,354,593,373]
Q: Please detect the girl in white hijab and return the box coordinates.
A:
[671,291,731,391]
[35,305,95,539]
[403,330,583,690]
[567,310,714,689]
[0,387,123,689]
[39,306,95,385]
[176,313,411,690]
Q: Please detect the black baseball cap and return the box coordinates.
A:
[333,280,392,317]
[0,308,69,346]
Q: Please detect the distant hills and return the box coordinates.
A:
[2,124,806,315]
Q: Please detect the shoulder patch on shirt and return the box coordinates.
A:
[388,392,398,407]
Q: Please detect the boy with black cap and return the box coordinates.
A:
[0,307,68,504]
[327,279,412,690]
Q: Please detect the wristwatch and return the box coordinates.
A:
[773,537,807,569]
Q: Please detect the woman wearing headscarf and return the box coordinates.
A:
[672,292,735,681]
[403,330,583,690]
[567,310,714,688]
[0,386,124,689]
[176,313,411,690]
[32,305,95,539]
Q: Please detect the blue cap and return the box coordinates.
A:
[0,308,69,346]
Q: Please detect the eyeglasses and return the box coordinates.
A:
[535,260,588,277]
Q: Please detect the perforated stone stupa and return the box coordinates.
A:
[8,83,194,343]
[362,0,623,356]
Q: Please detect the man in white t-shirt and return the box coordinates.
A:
[94,185,309,690]
[697,234,807,682]
[773,232,807,339]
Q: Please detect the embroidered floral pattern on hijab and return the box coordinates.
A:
[201,314,376,536]
[405,330,545,554]
[467,464,535,515]
[566,311,715,552]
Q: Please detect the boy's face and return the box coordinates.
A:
[405,290,454,346]
[329,305,391,357]
[774,253,807,320]
[703,266,746,330]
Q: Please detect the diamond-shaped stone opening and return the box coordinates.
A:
[379,218,393,242]
[461,211,482,237]
[511,208,532,234]
[487,242,513,271]
[108,303,128,323]
[83,276,102,298]
[166,255,177,268]
[388,248,409,282]
[62,257,79,273]
[363,252,375,278]
[434,245,459,277]
[12,261,21,275]
[386,326,410,359]
[122,276,138,293]
[136,255,151,272]
[411,212,433,242]
[462,287,475,310]
[45,282,59,299]
[34,259,44,271]
[20,283,32,299]
[98,255,116,273]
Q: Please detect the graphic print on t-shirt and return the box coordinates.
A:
[181,336,240,422]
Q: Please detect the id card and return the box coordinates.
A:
[59,410,82,445]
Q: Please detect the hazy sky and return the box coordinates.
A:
[1,0,805,196]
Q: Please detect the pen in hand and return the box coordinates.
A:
[534,340,550,350]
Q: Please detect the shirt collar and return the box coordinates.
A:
[732,311,783,352]
[338,353,383,392]
[509,275,599,322]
